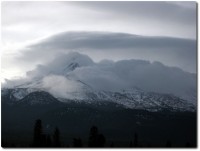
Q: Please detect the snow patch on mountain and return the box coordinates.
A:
[2,52,197,106]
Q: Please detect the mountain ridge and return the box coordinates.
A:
[2,52,196,110]
[1,88,196,112]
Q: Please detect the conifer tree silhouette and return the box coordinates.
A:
[88,126,106,147]
[46,134,52,147]
[185,142,191,147]
[98,134,106,147]
[166,140,172,147]
[33,119,43,147]
[110,142,114,147]
[73,138,83,147]
[2,140,6,148]
[53,127,61,147]
[89,126,98,147]
[133,133,138,147]
[129,140,133,147]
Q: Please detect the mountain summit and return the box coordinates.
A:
[26,52,94,78]
[2,52,196,111]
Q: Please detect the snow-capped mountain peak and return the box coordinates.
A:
[2,52,196,111]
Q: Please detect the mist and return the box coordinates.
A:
[3,52,196,103]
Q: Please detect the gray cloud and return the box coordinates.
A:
[2,1,196,47]
[26,52,94,79]
[3,52,196,104]
[2,1,196,80]
[17,31,196,73]
[69,58,196,103]
[72,1,196,25]
[70,1,196,38]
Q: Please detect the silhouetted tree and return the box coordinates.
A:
[129,141,133,147]
[147,143,152,147]
[110,142,114,147]
[185,142,191,147]
[98,134,106,147]
[133,133,138,147]
[89,126,98,147]
[2,140,6,148]
[46,134,52,147]
[41,134,47,147]
[33,119,43,147]
[53,127,61,147]
[73,138,83,147]
[88,126,106,147]
[166,140,172,147]
[11,143,16,147]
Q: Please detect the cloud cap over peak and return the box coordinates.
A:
[3,52,196,104]
[17,31,196,74]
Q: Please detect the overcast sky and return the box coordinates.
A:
[1,1,197,81]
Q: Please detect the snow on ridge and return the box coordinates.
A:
[2,52,196,106]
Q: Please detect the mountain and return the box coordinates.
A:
[26,51,94,78]
[77,88,195,112]
[1,87,195,112]
[1,52,197,111]
[2,91,197,147]
[19,91,61,105]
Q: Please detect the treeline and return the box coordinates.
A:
[2,119,193,148]
[31,119,106,147]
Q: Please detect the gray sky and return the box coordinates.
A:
[1,1,197,80]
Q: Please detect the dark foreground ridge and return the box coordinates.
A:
[1,91,197,148]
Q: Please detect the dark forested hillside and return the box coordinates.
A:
[1,92,197,147]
